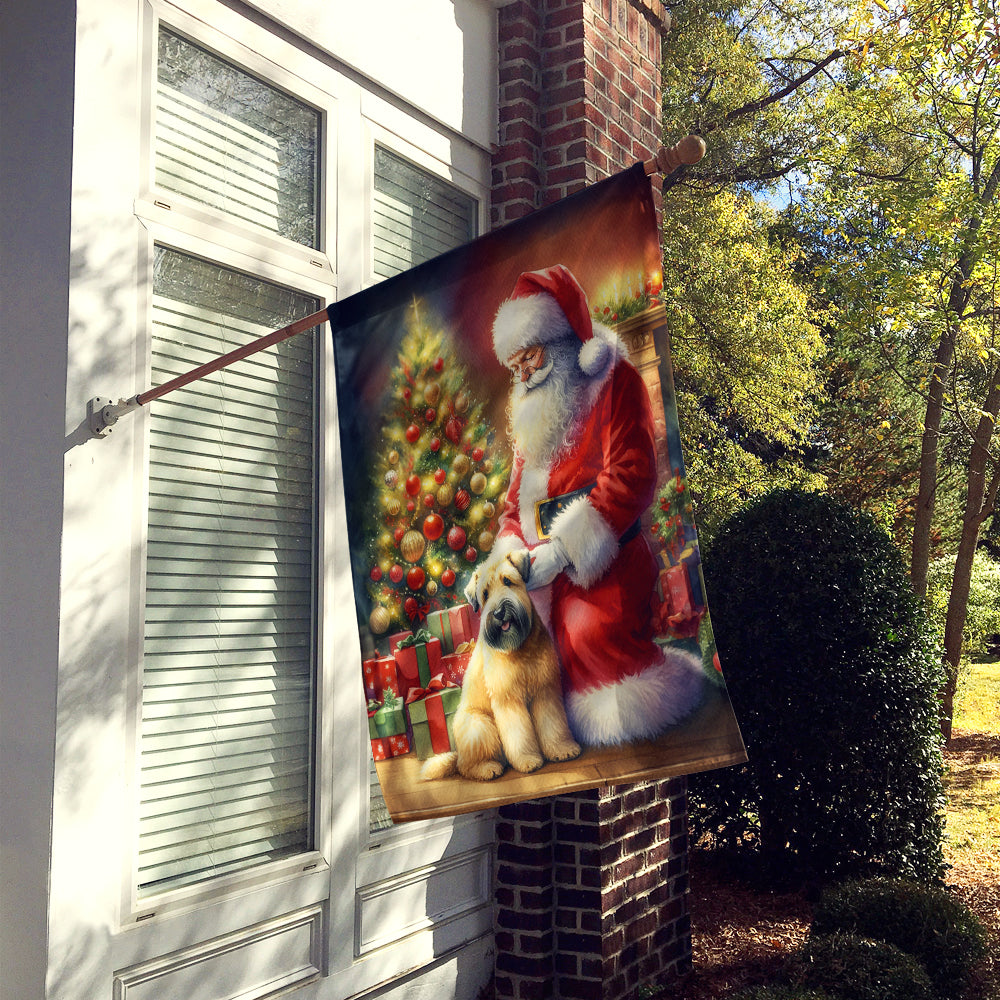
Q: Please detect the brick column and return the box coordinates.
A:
[491,3,691,999]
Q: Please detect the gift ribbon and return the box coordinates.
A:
[396,628,433,649]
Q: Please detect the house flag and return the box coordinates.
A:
[330,164,746,822]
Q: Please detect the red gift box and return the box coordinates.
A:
[371,737,389,762]
[363,654,399,701]
[441,641,475,687]
[387,733,410,756]
[393,631,442,697]
[388,630,413,653]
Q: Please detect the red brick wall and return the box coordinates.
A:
[492,0,667,227]
[490,5,690,998]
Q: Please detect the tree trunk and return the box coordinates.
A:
[941,377,1000,741]
[910,330,955,597]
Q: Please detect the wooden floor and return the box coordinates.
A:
[377,686,746,823]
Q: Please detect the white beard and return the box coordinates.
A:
[508,341,585,469]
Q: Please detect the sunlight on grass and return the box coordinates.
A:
[945,660,1000,870]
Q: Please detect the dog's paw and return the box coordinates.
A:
[463,759,506,781]
[509,752,544,773]
[546,740,582,762]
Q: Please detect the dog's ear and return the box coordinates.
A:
[507,547,532,583]
[463,570,480,613]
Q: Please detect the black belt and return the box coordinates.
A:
[535,482,641,544]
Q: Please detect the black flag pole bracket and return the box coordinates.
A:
[87,135,705,440]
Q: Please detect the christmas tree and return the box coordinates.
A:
[364,301,510,641]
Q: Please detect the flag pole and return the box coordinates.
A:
[88,135,704,438]
[87,306,331,437]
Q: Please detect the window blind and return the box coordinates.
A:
[156,27,320,249]
[368,149,477,832]
[372,146,477,280]
[138,248,318,895]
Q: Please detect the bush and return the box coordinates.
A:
[811,878,988,999]
[791,933,934,1000]
[691,489,946,882]
[732,987,837,1000]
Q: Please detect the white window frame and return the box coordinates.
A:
[110,1,497,991]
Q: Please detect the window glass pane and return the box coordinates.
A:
[139,246,318,895]
[156,27,320,248]
[368,151,478,832]
[372,146,476,279]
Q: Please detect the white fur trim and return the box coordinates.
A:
[549,496,618,588]
[578,335,610,377]
[566,647,706,746]
[493,292,574,364]
[517,464,550,546]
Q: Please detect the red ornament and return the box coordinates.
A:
[441,567,456,588]
[423,513,444,540]
[445,415,462,443]
[389,564,404,584]
[464,545,478,563]
[447,526,467,551]
[405,474,421,496]
[455,488,471,511]
[433,357,444,372]
[370,566,383,582]
[430,436,441,452]
[393,526,406,544]
[403,387,412,400]
[425,408,436,423]
[434,467,447,484]
[403,596,418,619]
[405,424,420,443]
[472,447,484,462]
[406,500,416,512]
[423,493,435,507]
[407,566,426,590]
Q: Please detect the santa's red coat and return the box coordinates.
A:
[497,343,705,746]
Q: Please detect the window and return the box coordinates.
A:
[136,26,323,898]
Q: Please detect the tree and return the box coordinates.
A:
[801,0,1000,736]
[362,305,510,637]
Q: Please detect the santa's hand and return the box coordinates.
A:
[527,538,570,590]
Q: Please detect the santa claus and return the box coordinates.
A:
[486,264,705,746]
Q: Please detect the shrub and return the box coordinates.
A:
[791,933,934,1000]
[690,488,946,882]
[732,987,838,1000]
[811,878,988,999]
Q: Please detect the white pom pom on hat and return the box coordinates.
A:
[493,264,611,377]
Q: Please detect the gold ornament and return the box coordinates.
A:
[386,497,401,517]
[470,471,487,495]
[424,381,441,406]
[483,501,496,518]
[388,449,400,465]
[436,483,454,507]
[426,580,438,597]
[369,606,391,634]
[400,530,426,563]
[453,454,471,478]
[455,390,469,413]
[478,530,494,552]
[483,458,494,474]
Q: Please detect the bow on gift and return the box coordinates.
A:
[397,628,434,649]
[403,673,458,705]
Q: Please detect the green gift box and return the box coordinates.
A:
[367,691,405,739]
[404,680,461,759]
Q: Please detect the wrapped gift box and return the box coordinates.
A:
[424,604,475,654]
[362,654,400,702]
[368,691,409,760]
[393,629,442,697]
[404,677,461,759]
[388,630,413,653]
[441,640,475,687]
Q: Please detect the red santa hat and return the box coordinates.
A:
[492,264,611,377]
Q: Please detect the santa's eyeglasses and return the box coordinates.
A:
[506,344,546,382]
